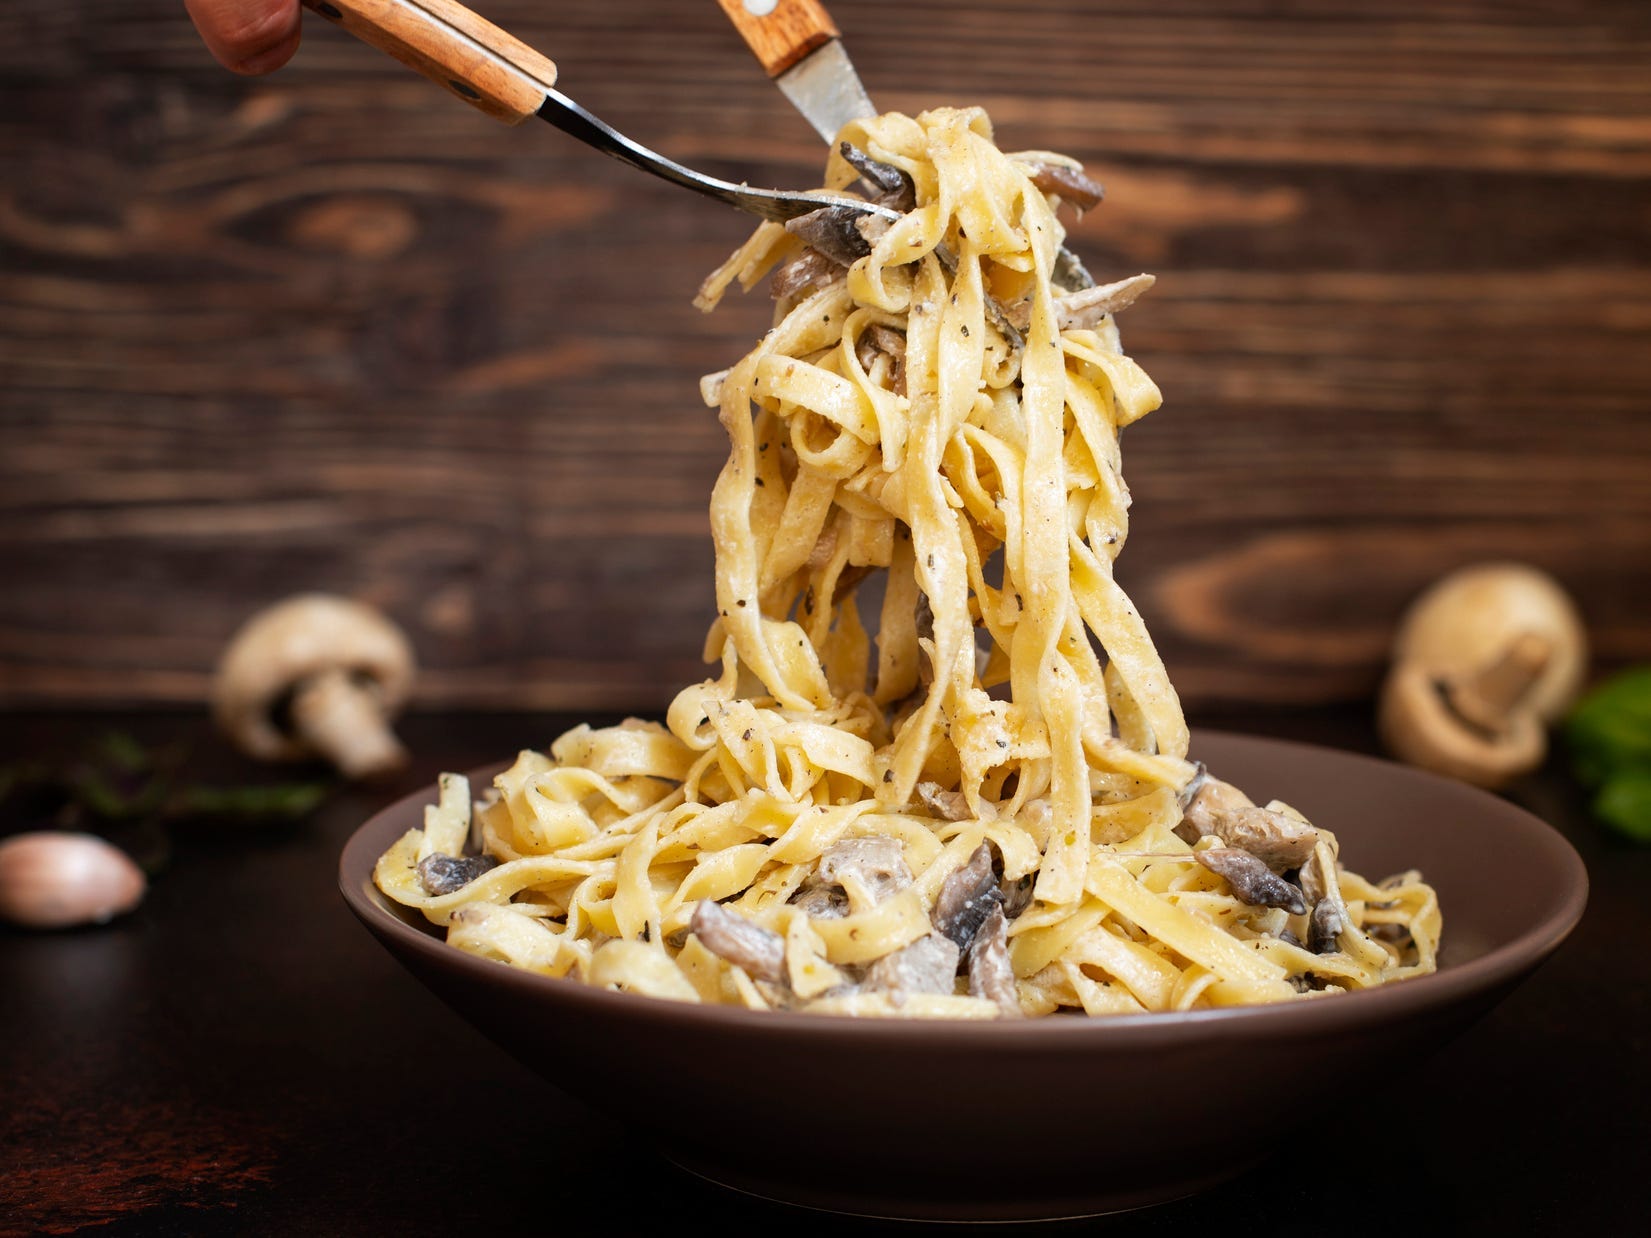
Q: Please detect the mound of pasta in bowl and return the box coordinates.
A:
[340,109,1586,1218]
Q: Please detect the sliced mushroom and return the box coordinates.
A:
[1298,842,1331,905]
[1210,806,1320,873]
[841,142,916,212]
[1051,244,1096,293]
[772,247,842,302]
[864,933,960,1002]
[855,324,907,368]
[1056,274,1155,330]
[416,853,498,896]
[966,903,1020,1015]
[689,900,787,984]
[1308,898,1346,956]
[213,594,415,780]
[1175,762,1210,810]
[999,872,1035,920]
[854,324,907,396]
[1179,774,1251,826]
[1013,153,1105,212]
[817,835,912,908]
[1177,777,1318,872]
[789,835,915,922]
[932,842,1001,949]
[1194,848,1307,915]
[1299,843,1350,956]
[788,882,851,920]
[915,781,973,823]
[1003,273,1156,334]
[786,205,872,267]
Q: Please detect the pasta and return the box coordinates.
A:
[376,108,1441,1018]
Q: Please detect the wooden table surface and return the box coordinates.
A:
[1,707,1642,1237]
[4,0,1649,714]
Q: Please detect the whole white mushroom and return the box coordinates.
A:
[213,594,415,780]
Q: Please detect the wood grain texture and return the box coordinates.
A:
[2,0,1649,712]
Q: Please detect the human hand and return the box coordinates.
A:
[185,0,303,75]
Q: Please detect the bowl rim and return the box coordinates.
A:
[339,728,1588,1047]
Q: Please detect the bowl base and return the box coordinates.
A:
[664,1150,1259,1223]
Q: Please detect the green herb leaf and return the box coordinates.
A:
[1566,666,1651,842]
[1566,667,1651,785]
[97,730,154,775]
[1593,770,1651,844]
[176,783,332,820]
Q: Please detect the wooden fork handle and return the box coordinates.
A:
[715,0,839,77]
[303,0,558,123]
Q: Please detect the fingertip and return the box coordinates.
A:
[231,27,301,76]
[186,0,303,74]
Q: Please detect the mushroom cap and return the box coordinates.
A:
[1392,562,1587,724]
[213,594,414,761]
[1378,662,1547,790]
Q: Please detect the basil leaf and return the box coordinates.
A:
[1566,666,1651,841]
[1593,770,1651,844]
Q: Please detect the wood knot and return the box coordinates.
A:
[289,195,417,259]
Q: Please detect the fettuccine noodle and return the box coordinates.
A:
[377,109,1440,1018]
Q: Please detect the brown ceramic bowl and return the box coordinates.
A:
[339,730,1586,1222]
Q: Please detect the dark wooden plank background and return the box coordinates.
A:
[3,0,1648,712]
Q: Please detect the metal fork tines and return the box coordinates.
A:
[536,90,899,227]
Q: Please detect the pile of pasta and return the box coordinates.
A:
[377,108,1440,1018]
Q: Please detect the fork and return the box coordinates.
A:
[299,0,898,225]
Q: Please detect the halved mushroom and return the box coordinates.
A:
[213,594,415,780]
[1379,563,1587,789]
[1379,648,1549,789]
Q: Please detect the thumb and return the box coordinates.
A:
[185,0,303,75]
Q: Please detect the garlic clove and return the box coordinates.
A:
[0,831,147,930]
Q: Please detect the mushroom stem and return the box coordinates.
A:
[1445,632,1554,733]
[289,667,407,780]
